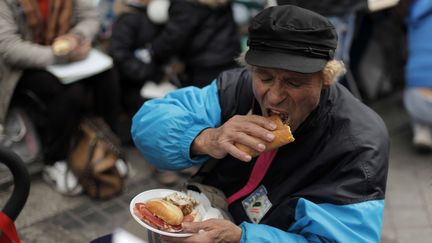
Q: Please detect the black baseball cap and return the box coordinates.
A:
[245,5,338,73]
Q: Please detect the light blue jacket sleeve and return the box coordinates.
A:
[131,81,221,170]
[239,198,385,243]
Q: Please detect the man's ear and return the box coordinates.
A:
[322,75,332,88]
[319,72,332,89]
[321,60,346,88]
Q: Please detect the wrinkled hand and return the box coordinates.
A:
[161,219,242,243]
[191,115,276,162]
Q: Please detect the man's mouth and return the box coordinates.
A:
[267,109,291,125]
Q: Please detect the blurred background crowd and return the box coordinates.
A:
[1,0,432,242]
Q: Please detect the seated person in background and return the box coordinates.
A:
[109,0,178,115]
[403,0,432,152]
[110,0,184,185]
[131,5,389,242]
[146,0,241,88]
[0,0,121,186]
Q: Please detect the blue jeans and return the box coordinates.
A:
[328,14,361,98]
[404,88,432,126]
[328,14,356,65]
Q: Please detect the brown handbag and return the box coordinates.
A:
[68,117,126,199]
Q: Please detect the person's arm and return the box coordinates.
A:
[131,70,279,169]
[50,0,99,63]
[131,81,222,170]
[240,198,384,243]
[131,78,277,169]
[0,1,55,67]
[0,0,98,68]
[70,0,100,40]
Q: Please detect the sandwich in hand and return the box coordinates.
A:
[235,114,295,157]
[134,192,199,233]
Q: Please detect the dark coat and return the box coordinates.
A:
[109,11,164,84]
[150,0,241,68]
[196,68,389,228]
[277,0,368,16]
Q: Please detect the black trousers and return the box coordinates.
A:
[13,68,121,164]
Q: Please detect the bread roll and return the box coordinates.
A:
[52,39,73,56]
[235,115,295,157]
[144,199,183,225]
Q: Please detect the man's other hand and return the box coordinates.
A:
[160,219,242,243]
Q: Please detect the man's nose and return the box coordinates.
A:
[267,83,286,105]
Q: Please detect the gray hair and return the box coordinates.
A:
[236,52,346,85]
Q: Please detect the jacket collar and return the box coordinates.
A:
[293,86,332,136]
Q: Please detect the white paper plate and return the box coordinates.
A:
[130,189,199,237]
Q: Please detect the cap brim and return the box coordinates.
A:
[245,49,327,73]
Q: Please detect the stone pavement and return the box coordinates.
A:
[1,91,432,243]
[371,94,432,243]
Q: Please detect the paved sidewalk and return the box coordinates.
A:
[372,95,432,243]
[1,92,432,243]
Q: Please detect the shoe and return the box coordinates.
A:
[154,170,182,186]
[42,161,83,196]
[115,158,129,178]
[159,81,177,94]
[412,124,432,152]
[140,81,177,99]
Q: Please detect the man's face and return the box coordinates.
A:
[251,66,328,132]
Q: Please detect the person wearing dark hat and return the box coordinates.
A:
[270,0,400,99]
[131,5,389,242]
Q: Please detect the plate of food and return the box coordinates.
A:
[130,188,216,237]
